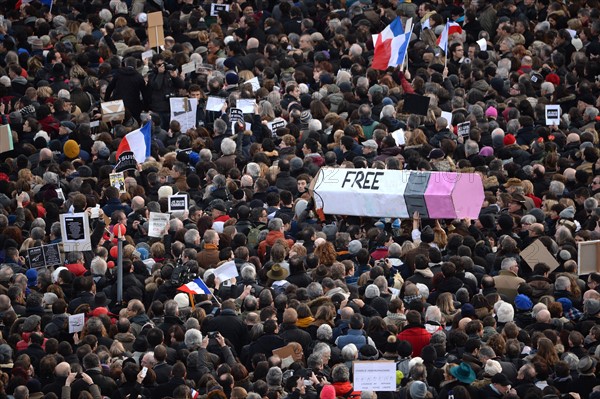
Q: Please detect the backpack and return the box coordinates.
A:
[247,225,265,249]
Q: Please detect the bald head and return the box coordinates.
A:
[340,306,354,320]
[56,362,71,377]
[40,148,53,161]
[131,196,145,211]
[536,309,551,323]
[283,308,298,323]
[0,295,11,312]
[584,289,600,301]
[458,317,472,330]
[247,38,259,49]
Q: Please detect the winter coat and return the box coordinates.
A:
[105,66,148,121]
[397,323,431,357]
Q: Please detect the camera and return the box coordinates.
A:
[208,331,219,338]
[165,64,176,72]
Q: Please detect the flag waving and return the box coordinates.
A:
[436,20,463,53]
[178,278,211,295]
[116,121,152,163]
[372,17,404,70]
[388,32,411,68]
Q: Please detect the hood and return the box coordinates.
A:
[12,76,27,85]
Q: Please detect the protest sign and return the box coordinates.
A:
[267,118,286,136]
[168,195,188,213]
[147,12,165,48]
[521,239,560,273]
[206,96,226,112]
[578,240,600,275]
[69,313,85,333]
[110,172,126,194]
[245,77,260,91]
[545,104,561,126]
[457,121,471,137]
[28,243,62,269]
[210,3,230,16]
[391,129,405,146]
[403,94,430,115]
[311,168,484,219]
[441,111,453,128]
[115,151,137,173]
[170,97,198,133]
[237,99,256,114]
[181,61,196,75]
[149,212,170,238]
[272,344,296,368]
[213,260,239,282]
[0,125,13,153]
[60,213,91,252]
[476,38,487,51]
[353,361,396,391]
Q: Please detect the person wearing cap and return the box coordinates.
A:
[479,373,513,398]
[507,193,527,217]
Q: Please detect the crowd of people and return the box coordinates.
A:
[1,0,600,399]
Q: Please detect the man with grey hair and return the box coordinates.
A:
[493,257,525,302]
[430,117,456,147]
[184,229,201,248]
[157,299,182,336]
[465,140,480,158]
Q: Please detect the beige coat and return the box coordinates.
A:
[493,270,525,302]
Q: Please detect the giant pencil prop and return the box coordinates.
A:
[311,168,485,219]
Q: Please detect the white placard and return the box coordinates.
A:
[353,361,397,391]
[213,260,239,282]
[60,213,92,252]
[90,120,100,128]
[567,29,577,38]
[210,3,230,16]
[90,205,100,219]
[545,104,561,126]
[476,38,487,52]
[245,77,260,91]
[69,313,85,333]
[148,212,170,238]
[441,111,452,128]
[181,61,196,75]
[142,50,153,60]
[237,99,256,114]
[206,96,226,112]
[168,194,188,213]
[56,188,65,201]
[267,118,287,134]
[391,129,405,146]
[169,97,198,133]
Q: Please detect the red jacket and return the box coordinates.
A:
[333,381,360,399]
[397,324,431,357]
[257,231,294,261]
[66,262,87,276]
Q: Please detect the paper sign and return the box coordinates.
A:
[168,194,188,213]
[210,3,230,16]
[206,96,226,112]
[142,50,153,60]
[577,240,600,275]
[476,38,487,52]
[0,125,13,153]
[457,121,471,137]
[245,77,260,91]
[391,129,405,146]
[110,172,126,194]
[353,361,396,391]
[60,213,91,252]
[89,120,100,128]
[90,205,100,219]
[69,313,85,333]
[545,104,561,126]
[213,260,239,282]
[267,118,286,135]
[56,188,65,201]
[229,108,244,123]
[237,99,256,114]
[181,61,196,75]
[521,239,560,273]
[170,97,198,133]
[149,212,170,238]
[567,29,577,38]
[441,111,452,128]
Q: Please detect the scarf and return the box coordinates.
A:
[415,268,434,278]
[296,316,315,328]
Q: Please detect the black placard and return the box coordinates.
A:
[403,94,431,116]
[27,247,45,269]
[64,215,85,240]
[115,151,138,173]
[43,243,62,266]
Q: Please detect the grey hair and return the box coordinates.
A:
[425,305,442,323]
[30,218,46,230]
[549,180,565,197]
[308,119,322,132]
[381,104,396,119]
[90,257,107,275]
[199,148,212,162]
[555,275,571,291]
[313,342,331,358]
[184,229,200,246]
[584,197,598,212]
[388,242,402,257]
[213,118,227,135]
[341,343,358,361]
[184,329,203,348]
[332,364,350,382]
[241,265,256,280]
[268,218,283,231]
[316,324,333,340]
[43,171,59,185]
[506,119,520,134]
[246,162,261,179]
[501,257,517,271]
[221,138,236,156]
[30,227,46,241]
[307,282,324,299]
[520,215,537,225]
[465,140,479,157]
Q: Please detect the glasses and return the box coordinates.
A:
[593,181,600,185]
[156,63,165,67]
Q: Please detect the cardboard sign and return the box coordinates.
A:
[60,213,92,252]
[237,99,256,114]
[272,344,296,368]
[28,243,62,269]
[458,121,471,137]
[311,168,484,219]
[353,361,397,391]
[101,100,125,122]
[110,172,126,194]
[69,313,85,333]
[147,12,165,49]
[206,96,226,112]
[210,3,230,16]
[403,94,430,116]
[115,151,138,173]
[148,212,170,238]
[521,239,560,273]
[545,104,561,126]
[168,194,188,213]
[578,240,600,275]
[0,124,13,153]
[213,260,239,282]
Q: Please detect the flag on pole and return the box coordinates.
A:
[436,20,463,53]
[388,32,411,68]
[115,121,152,163]
[178,278,211,295]
[372,17,404,70]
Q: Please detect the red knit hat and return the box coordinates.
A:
[546,73,560,86]
[504,134,516,146]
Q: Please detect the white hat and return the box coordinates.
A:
[57,89,70,100]
[0,76,11,87]
[34,131,50,143]
[158,186,173,200]
[52,267,68,284]
[174,293,190,308]
[137,13,147,23]
[485,359,503,376]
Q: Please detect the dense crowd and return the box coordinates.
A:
[1,0,600,399]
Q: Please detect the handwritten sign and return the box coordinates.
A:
[148,212,170,238]
[206,96,226,112]
[353,361,397,391]
[69,313,85,333]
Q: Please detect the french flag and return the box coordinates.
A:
[372,17,404,70]
[388,32,411,68]
[437,21,463,53]
[116,121,152,163]
[178,278,211,295]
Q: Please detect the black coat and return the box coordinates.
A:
[248,333,286,359]
[203,309,249,354]
[275,171,298,195]
[279,322,313,353]
[153,362,173,384]
[71,369,117,398]
[105,67,148,121]
[152,377,186,399]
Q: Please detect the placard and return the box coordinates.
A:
[89,120,100,128]
[237,99,256,114]
[267,118,286,135]
[353,361,396,391]
[115,151,137,173]
[206,96,226,112]
[210,3,230,16]
[213,260,239,282]
[101,100,125,122]
[521,239,560,273]
[148,212,170,238]
[56,188,65,201]
[142,50,153,60]
[60,213,92,252]
[391,129,405,146]
[403,94,430,116]
[476,38,487,52]
[168,194,188,213]
[110,172,126,194]
[181,61,196,75]
[578,240,600,275]
[147,12,164,48]
[28,243,62,269]
[27,246,45,269]
[245,77,260,91]
[170,97,199,133]
[272,344,295,368]
[545,104,561,126]
[69,313,85,333]
[441,111,452,129]
[0,124,13,153]
[229,108,244,123]
[457,121,471,137]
